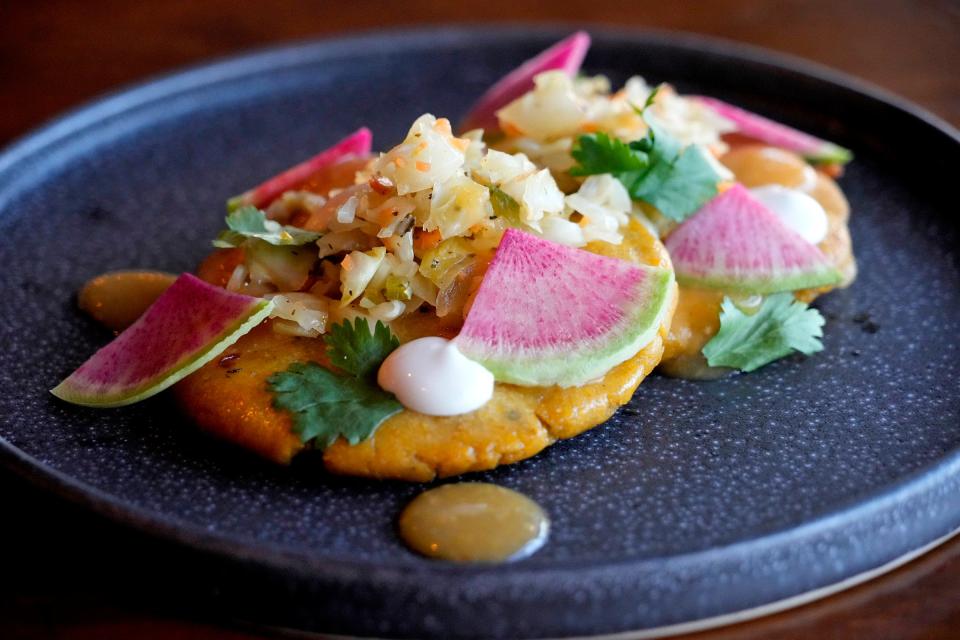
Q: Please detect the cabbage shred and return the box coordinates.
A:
[214,72,734,337]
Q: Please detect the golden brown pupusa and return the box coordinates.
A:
[175,219,676,481]
[659,145,855,374]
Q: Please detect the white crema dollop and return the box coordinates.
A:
[750,184,829,244]
[377,337,494,416]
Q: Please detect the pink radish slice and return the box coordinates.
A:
[693,96,852,164]
[665,184,841,294]
[52,274,273,407]
[228,127,373,210]
[455,228,673,387]
[460,31,591,133]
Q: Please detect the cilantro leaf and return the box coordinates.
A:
[325,318,400,380]
[702,293,825,372]
[489,186,522,225]
[267,362,402,449]
[267,319,402,449]
[213,205,320,248]
[628,133,655,155]
[625,134,720,222]
[569,85,722,222]
[212,231,248,249]
[570,132,649,177]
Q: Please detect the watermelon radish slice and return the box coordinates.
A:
[52,274,273,408]
[693,96,852,165]
[228,127,373,211]
[665,184,841,294]
[455,229,673,387]
[460,31,591,133]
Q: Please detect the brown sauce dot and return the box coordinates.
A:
[398,483,549,563]
[78,271,177,332]
[659,352,731,380]
[720,145,811,189]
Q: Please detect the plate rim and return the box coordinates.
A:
[1,24,957,173]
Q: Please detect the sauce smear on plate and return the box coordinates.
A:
[79,270,176,331]
[399,483,549,563]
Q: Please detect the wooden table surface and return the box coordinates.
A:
[2,1,958,639]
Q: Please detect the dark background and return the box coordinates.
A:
[2,1,959,638]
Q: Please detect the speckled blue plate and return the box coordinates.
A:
[1,26,959,639]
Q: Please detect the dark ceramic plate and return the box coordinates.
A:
[1,26,959,639]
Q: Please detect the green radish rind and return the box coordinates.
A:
[673,268,841,294]
[693,96,853,165]
[802,141,852,165]
[52,274,274,408]
[455,229,675,388]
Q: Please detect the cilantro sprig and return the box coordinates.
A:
[570,87,721,222]
[702,294,826,372]
[325,318,400,380]
[213,205,321,248]
[267,319,401,449]
[569,133,649,178]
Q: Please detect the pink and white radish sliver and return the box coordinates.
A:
[460,31,591,132]
[52,274,273,407]
[228,127,373,210]
[694,96,852,165]
[665,184,841,294]
[455,229,673,387]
